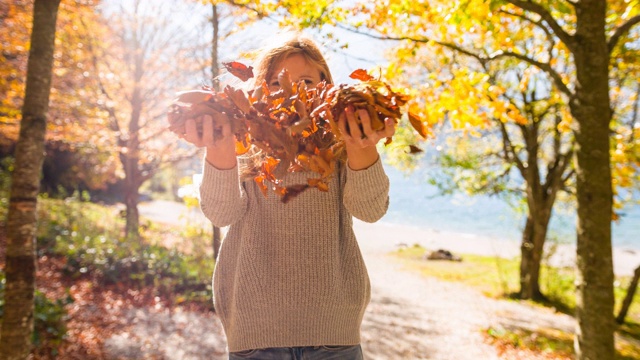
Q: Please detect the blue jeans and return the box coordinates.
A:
[229,345,364,360]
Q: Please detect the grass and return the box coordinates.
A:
[485,326,574,359]
[34,194,215,303]
[392,244,640,359]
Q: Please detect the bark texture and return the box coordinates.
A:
[0,0,61,358]
[572,1,616,358]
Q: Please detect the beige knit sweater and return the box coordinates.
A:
[199,157,390,352]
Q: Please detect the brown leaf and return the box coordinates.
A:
[407,144,424,154]
[224,85,252,113]
[223,61,254,82]
[282,184,310,203]
[173,90,215,106]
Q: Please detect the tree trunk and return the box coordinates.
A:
[519,209,551,300]
[0,1,61,358]
[211,3,220,89]
[124,178,140,239]
[616,265,640,325]
[210,3,222,259]
[516,111,563,301]
[120,29,144,240]
[572,1,616,358]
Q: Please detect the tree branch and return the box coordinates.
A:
[497,119,527,177]
[608,15,640,53]
[336,24,573,97]
[503,0,576,51]
[489,50,572,96]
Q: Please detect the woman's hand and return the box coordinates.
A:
[181,114,237,170]
[338,106,396,170]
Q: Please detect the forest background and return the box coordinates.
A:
[0,0,639,359]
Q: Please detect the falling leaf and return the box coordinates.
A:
[349,69,375,81]
[408,112,429,138]
[223,61,254,82]
[407,144,424,154]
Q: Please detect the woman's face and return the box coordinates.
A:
[268,54,322,91]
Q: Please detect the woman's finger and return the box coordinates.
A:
[220,113,232,139]
[345,107,364,146]
[183,118,201,146]
[202,115,214,146]
[359,109,373,135]
[357,109,379,146]
[338,112,351,141]
[381,118,396,138]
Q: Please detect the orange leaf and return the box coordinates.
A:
[223,61,254,82]
[408,112,429,138]
[254,175,268,197]
[235,133,252,155]
[308,178,329,192]
[349,69,374,82]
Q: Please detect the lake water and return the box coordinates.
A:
[381,163,640,250]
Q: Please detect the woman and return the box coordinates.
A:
[182,31,395,360]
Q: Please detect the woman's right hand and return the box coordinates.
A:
[182,114,237,170]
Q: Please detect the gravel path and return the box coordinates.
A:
[106,201,577,359]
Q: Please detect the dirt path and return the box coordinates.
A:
[109,201,577,359]
[354,220,575,360]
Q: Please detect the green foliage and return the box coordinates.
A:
[32,289,73,356]
[393,244,520,297]
[0,272,72,357]
[0,157,13,219]
[37,195,214,305]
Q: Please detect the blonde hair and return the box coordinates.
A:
[239,32,334,180]
[251,31,333,89]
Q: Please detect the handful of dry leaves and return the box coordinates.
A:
[167,62,428,203]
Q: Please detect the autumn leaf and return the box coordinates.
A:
[223,61,254,82]
[174,90,215,106]
[349,69,375,81]
[169,61,427,203]
[407,144,424,154]
[408,112,429,138]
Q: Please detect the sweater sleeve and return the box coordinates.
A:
[199,160,248,227]
[342,157,390,223]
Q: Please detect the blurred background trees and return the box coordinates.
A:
[0,0,638,359]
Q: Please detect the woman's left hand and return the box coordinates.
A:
[338,106,396,170]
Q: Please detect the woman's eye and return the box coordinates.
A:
[304,79,314,85]
[269,81,280,87]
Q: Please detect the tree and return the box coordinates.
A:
[424,62,575,300]
[1,0,118,196]
[210,2,223,260]
[89,0,206,239]
[273,0,640,358]
[192,0,265,259]
[0,0,61,358]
